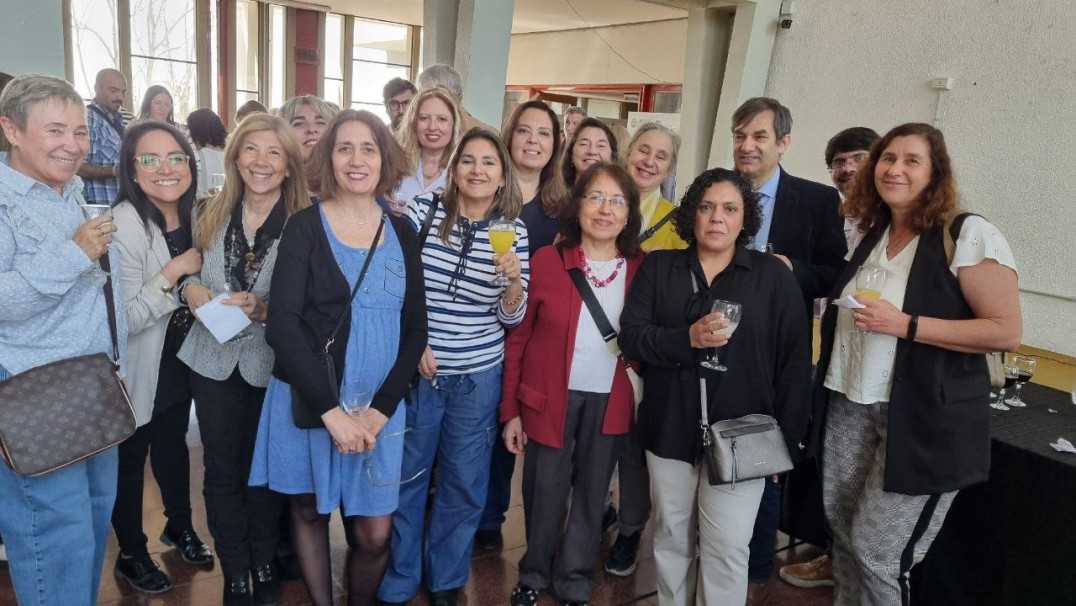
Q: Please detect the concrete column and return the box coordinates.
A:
[675,7,732,198]
[707,0,783,170]
[422,0,460,67]
[1,1,66,78]
[453,0,515,128]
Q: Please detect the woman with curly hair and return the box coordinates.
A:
[619,167,811,605]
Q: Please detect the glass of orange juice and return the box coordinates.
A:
[854,265,887,334]
[488,220,516,286]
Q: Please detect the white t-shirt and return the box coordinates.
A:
[824,216,1017,404]
[568,261,627,394]
[394,169,446,209]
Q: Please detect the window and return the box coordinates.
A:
[350,18,412,122]
[323,13,345,107]
[130,0,198,122]
[69,0,120,101]
[235,0,260,105]
[267,4,286,109]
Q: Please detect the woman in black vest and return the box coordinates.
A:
[815,123,1021,606]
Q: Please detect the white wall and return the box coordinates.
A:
[763,0,1076,356]
[506,19,687,85]
[0,1,66,77]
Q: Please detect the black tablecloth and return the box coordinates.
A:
[913,382,1076,606]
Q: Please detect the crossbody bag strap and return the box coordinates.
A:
[322,214,386,353]
[418,194,441,245]
[88,103,125,137]
[639,209,675,245]
[98,253,122,365]
[690,271,711,430]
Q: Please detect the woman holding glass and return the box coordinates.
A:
[817,122,1021,605]
[501,163,643,606]
[0,73,122,606]
[391,86,461,214]
[177,113,310,605]
[378,128,528,606]
[503,100,567,253]
[109,121,212,594]
[249,110,427,605]
[619,167,811,605]
[561,117,619,190]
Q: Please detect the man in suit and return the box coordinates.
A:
[730,97,847,605]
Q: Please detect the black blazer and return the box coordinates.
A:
[266,206,428,420]
[768,168,847,321]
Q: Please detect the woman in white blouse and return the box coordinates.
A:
[815,122,1021,606]
[390,86,461,214]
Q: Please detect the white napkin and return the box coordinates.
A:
[832,294,867,309]
[196,293,252,343]
[1049,437,1076,454]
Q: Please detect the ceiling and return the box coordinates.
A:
[323,0,687,34]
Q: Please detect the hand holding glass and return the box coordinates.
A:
[340,381,425,487]
[81,204,113,277]
[854,266,888,334]
[488,220,517,286]
[700,300,742,371]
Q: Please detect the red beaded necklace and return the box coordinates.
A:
[578,247,624,288]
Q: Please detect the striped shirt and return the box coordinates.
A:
[83,100,127,205]
[407,194,530,375]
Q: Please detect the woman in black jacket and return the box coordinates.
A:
[249,109,427,606]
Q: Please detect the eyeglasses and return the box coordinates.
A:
[828,153,869,172]
[386,99,412,112]
[135,154,189,172]
[583,191,628,209]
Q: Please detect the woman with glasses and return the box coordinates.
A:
[249,110,426,606]
[176,113,309,605]
[619,168,811,604]
[561,118,619,190]
[502,163,643,606]
[378,128,527,606]
[391,87,461,214]
[109,121,211,594]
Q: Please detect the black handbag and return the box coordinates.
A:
[290,214,385,429]
[0,253,136,477]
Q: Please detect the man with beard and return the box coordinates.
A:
[77,68,128,204]
[824,126,880,247]
[383,77,416,133]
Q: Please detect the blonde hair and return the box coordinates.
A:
[394,86,461,174]
[194,113,310,250]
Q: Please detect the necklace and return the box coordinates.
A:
[242,202,273,272]
[578,247,624,288]
[885,228,916,257]
[334,204,378,226]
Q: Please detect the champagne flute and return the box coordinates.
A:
[853,265,888,334]
[82,204,113,278]
[700,299,742,371]
[1004,355,1035,408]
[992,361,1017,411]
[488,220,517,286]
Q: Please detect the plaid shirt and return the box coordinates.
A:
[83,100,127,204]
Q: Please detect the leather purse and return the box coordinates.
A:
[0,254,136,477]
[698,376,792,488]
[290,215,384,429]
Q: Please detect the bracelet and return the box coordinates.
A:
[502,290,525,308]
[906,313,920,342]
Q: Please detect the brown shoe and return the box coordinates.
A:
[778,554,834,588]
[746,581,773,605]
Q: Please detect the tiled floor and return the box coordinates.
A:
[2,346,1072,605]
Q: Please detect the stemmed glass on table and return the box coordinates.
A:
[700,300,742,372]
[488,220,517,286]
[992,357,1017,411]
[1004,355,1036,408]
[82,204,113,277]
[340,381,425,487]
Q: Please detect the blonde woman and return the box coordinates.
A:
[390,86,461,213]
[177,113,310,605]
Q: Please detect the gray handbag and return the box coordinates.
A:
[699,381,792,488]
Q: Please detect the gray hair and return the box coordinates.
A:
[276,95,337,123]
[731,97,793,140]
[626,122,682,175]
[564,106,586,119]
[0,74,85,131]
[416,64,463,101]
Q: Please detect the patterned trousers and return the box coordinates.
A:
[822,393,956,606]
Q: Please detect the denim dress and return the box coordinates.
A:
[249,207,407,516]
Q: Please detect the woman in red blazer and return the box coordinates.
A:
[501,163,644,606]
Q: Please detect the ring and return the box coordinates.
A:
[508,259,514,267]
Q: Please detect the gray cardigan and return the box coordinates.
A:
[176,209,279,387]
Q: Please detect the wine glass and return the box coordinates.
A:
[992,361,1017,411]
[340,380,425,487]
[700,299,742,371]
[853,266,888,334]
[82,204,113,277]
[1004,355,1035,408]
[224,277,254,343]
[208,173,225,196]
[488,220,517,286]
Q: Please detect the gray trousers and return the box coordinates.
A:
[614,421,651,536]
[519,391,619,601]
[822,393,956,606]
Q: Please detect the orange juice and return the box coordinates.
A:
[489,229,515,256]
[856,288,882,300]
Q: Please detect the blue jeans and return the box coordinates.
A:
[0,361,118,605]
[479,422,516,531]
[747,478,783,583]
[378,366,502,600]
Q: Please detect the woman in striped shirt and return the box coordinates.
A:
[378,128,528,606]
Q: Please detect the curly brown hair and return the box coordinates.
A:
[843,122,961,237]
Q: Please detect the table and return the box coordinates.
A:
[912,382,1076,605]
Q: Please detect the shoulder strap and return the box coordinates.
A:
[88,103,125,137]
[418,193,441,245]
[98,254,122,365]
[689,272,712,428]
[639,209,675,245]
[942,212,978,266]
[559,247,621,352]
[322,214,386,353]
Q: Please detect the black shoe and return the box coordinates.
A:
[509,582,539,606]
[430,588,460,606]
[160,526,214,566]
[474,528,503,551]
[604,532,641,577]
[251,564,282,606]
[224,575,252,606]
[601,505,618,534]
[114,554,173,594]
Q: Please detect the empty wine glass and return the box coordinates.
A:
[82,204,113,277]
[1004,355,1035,408]
[992,361,1017,411]
[700,299,742,372]
[488,220,517,286]
[340,381,425,487]
[853,266,887,334]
